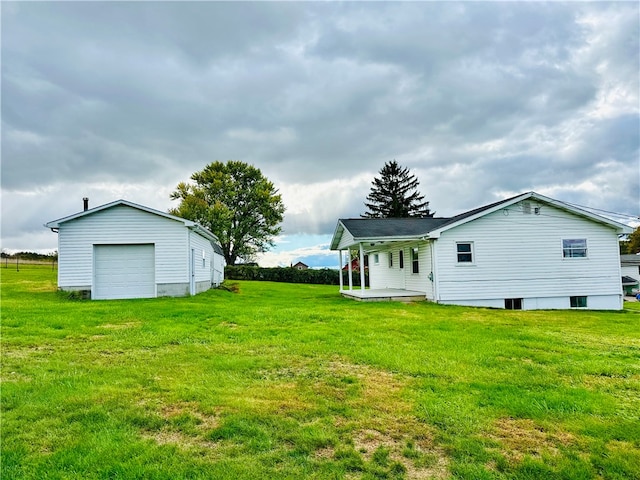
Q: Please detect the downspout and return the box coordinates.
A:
[188,229,193,295]
[211,242,216,287]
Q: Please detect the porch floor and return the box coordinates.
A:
[340,288,426,302]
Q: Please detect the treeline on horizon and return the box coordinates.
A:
[225,265,368,287]
[1,251,58,260]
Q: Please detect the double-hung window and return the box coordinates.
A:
[563,239,587,258]
[411,247,419,273]
[456,242,474,263]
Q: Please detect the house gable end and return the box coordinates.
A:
[428,192,631,238]
[45,199,220,245]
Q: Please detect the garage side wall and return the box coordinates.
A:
[187,230,215,295]
[57,205,189,294]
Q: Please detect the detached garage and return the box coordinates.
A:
[45,199,225,299]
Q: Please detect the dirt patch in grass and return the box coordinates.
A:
[143,429,220,452]
[2,345,55,359]
[325,360,449,479]
[218,321,239,329]
[139,400,222,452]
[489,417,576,464]
[99,322,141,330]
[352,428,448,479]
[0,370,32,382]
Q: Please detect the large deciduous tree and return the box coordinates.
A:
[170,161,285,266]
[620,227,640,254]
[362,160,434,218]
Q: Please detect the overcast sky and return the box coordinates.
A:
[2,1,638,267]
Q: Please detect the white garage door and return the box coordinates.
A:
[93,244,155,300]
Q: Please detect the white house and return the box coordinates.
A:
[620,254,640,295]
[45,199,225,300]
[331,192,632,310]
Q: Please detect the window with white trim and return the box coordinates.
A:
[399,250,404,269]
[563,239,587,258]
[456,242,474,263]
[388,252,393,268]
[411,247,419,273]
[373,253,379,265]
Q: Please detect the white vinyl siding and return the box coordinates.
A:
[367,241,431,296]
[369,246,403,290]
[621,264,640,284]
[188,229,214,284]
[434,201,622,306]
[57,205,189,289]
[405,243,431,295]
[336,227,356,251]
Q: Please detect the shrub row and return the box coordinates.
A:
[225,265,369,286]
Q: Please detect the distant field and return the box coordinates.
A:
[1,258,57,267]
[2,265,639,479]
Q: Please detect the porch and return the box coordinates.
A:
[340,288,426,302]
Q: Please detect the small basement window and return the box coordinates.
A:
[456,242,474,263]
[570,296,587,308]
[505,298,523,310]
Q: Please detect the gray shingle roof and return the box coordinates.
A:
[339,193,525,240]
[339,217,452,238]
[332,191,632,250]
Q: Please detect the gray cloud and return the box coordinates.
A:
[1,1,638,252]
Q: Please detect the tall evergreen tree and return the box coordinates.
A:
[362,160,434,218]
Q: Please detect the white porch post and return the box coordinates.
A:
[338,250,343,291]
[348,248,353,291]
[359,243,365,291]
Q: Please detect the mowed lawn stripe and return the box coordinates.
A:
[1,265,639,479]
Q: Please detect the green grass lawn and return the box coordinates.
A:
[2,265,639,479]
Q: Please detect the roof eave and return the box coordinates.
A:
[189,223,220,244]
[429,192,533,237]
[336,234,427,250]
[530,193,634,233]
[329,221,346,250]
[428,191,633,236]
[45,199,193,228]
